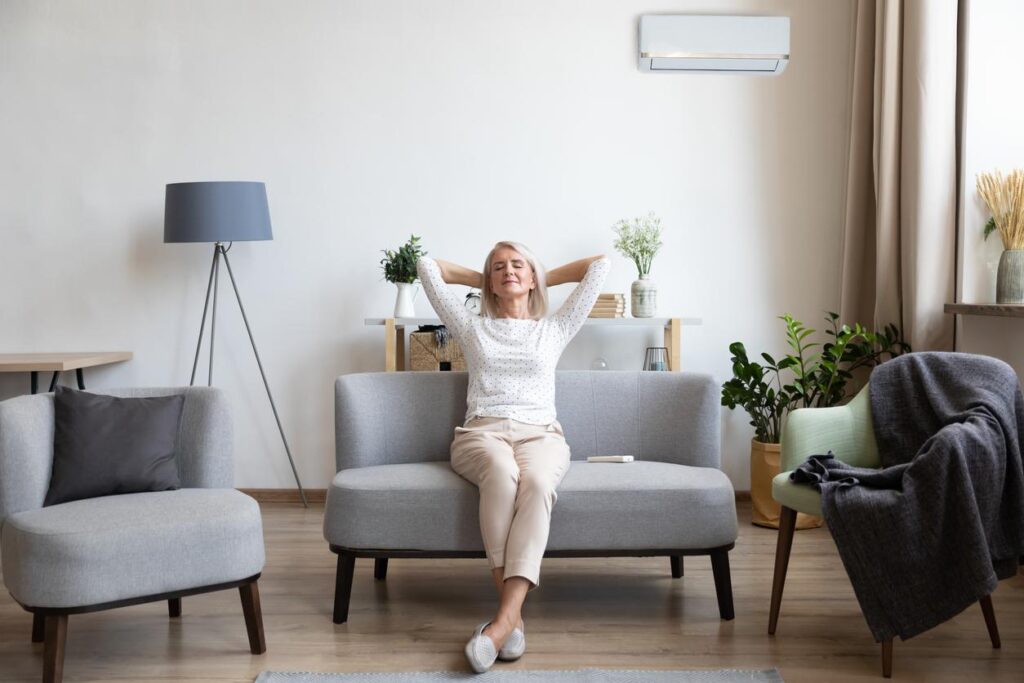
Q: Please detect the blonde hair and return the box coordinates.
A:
[481,241,548,320]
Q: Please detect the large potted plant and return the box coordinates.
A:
[380,235,426,318]
[721,312,910,528]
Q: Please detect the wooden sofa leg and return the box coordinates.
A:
[374,558,388,581]
[43,614,68,683]
[768,505,798,635]
[239,580,266,655]
[881,638,893,678]
[980,594,1001,648]
[168,598,182,618]
[670,556,683,578]
[333,553,356,624]
[710,549,735,620]
[32,613,45,643]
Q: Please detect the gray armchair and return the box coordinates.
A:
[0,387,266,683]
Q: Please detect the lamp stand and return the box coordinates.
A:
[189,242,308,507]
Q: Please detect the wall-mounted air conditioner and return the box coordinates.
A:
[638,15,790,75]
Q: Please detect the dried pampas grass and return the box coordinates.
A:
[978,169,1024,250]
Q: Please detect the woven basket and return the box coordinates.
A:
[409,331,466,371]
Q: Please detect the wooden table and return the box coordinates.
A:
[0,352,133,394]
[364,318,701,372]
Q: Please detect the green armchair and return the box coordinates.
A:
[767,385,1001,678]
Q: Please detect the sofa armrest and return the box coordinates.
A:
[780,385,879,473]
[0,395,54,526]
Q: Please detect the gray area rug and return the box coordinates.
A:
[256,670,783,682]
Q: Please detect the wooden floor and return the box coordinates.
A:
[1,502,1022,682]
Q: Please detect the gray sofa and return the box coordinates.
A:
[324,371,737,624]
[0,388,266,683]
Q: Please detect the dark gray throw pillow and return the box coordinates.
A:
[44,386,185,507]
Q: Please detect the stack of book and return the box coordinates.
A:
[589,293,626,318]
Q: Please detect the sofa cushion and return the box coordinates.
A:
[1,489,265,608]
[324,461,737,552]
[45,386,184,507]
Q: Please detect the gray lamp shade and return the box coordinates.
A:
[164,181,273,243]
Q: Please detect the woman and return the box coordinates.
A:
[416,242,610,673]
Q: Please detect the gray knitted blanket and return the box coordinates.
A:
[792,352,1024,642]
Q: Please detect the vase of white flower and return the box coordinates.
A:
[612,213,663,318]
[631,275,657,317]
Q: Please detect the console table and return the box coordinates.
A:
[0,352,133,394]
[364,318,701,372]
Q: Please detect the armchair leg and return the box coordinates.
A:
[333,553,356,624]
[239,580,266,655]
[710,549,735,620]
[168,598,182,618]
[881,638,893,678]
[32,613,44,643]
[980,594,1001,648]
[768,505,798,635]
[374,558,388,581]
[43,614,68,683]
[670,555,683,578]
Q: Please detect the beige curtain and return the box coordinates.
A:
[839,0,959,351]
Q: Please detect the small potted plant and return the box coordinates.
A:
[978,169,1024,303]
[612,213,663,317]
[380,235,426,318]
[721,312,909,529]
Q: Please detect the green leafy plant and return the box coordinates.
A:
[984,217,998,241]
[380,235,426,284]
[612,213,663,276]
[721,312,910,443]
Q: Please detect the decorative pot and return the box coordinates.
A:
[750,439,822,530]
[996,250,1024,304]
[631,275,657,318]
[394,282,419,318]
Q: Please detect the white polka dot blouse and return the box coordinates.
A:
[417,256,611,425]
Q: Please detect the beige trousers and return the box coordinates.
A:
[450,416,571,587]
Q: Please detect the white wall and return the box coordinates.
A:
[0,0,855,489]
[956,0,1024,364]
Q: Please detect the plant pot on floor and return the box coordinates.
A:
[750,439,822,530]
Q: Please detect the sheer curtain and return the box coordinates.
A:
[839,0,959,351]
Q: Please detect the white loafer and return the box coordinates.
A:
[497,625,525,661]
[464,622,498,673]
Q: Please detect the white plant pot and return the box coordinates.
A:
[394,282,419,318]
[631,275,657,318]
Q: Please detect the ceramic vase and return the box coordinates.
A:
[631,275,657,318]
[996,250,1024,304]
[394,282,418,318]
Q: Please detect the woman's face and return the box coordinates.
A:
[489,246,536,301]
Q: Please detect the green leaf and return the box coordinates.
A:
[984,217,998,241]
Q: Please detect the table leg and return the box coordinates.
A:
[76,368,85,389]
[395,324,406,371]
[31,371,38,394]
[665,318,681,371]
[48,372,61,392]
[385,319,397,372]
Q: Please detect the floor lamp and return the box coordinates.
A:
[164,181,307,506]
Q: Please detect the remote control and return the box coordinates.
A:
[586,455,635,463]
